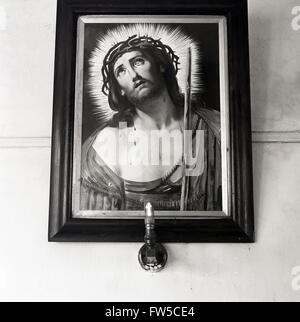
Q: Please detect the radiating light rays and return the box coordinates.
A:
[88,24,202,123]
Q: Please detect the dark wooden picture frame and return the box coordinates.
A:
[49,0,254,242]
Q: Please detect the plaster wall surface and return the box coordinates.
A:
[0,0,299,301]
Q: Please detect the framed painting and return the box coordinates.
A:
[49,0,254,242]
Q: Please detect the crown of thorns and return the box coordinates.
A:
[101,35,180,96]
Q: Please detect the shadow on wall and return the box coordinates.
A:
[248,12,272,241]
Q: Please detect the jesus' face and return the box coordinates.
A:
[113,50,165,106]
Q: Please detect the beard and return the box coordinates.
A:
[126,80,164,107]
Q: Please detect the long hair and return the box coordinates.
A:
[101,35,184,126]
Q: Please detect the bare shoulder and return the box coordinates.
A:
[92,126,120,173]
[93,126,119,145]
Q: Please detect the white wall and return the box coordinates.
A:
[0,0,300,302]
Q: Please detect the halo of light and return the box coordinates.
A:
[88,23,202,122]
